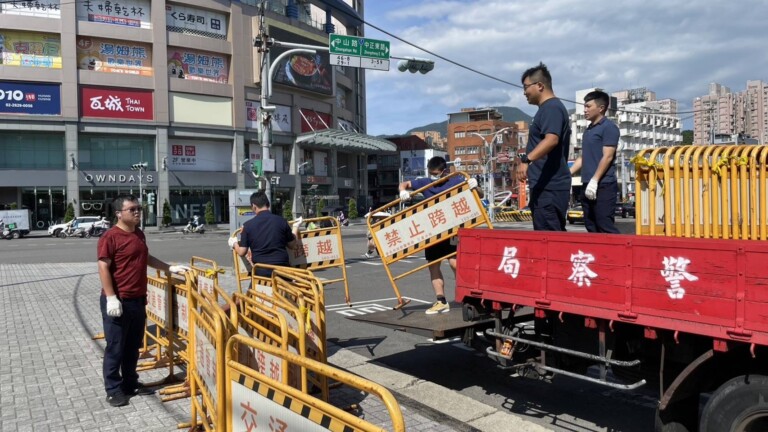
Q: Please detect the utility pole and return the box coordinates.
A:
[255,3,275,202]
[469,127,513,223]
[131,162,147,230]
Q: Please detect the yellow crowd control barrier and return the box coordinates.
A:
[368,172,492,309]
[231,215,350,304]
[494,209,533,222]
[226,335,406,432]
[634,145,768,240]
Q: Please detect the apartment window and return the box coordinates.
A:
[454,131,466,139]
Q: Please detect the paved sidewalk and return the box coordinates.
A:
[0,263,465,431]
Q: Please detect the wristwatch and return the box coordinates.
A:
[518,153,530,164]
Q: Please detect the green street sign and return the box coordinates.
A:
[329,34,390,71]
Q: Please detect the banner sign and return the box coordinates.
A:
[167,48,228,83]
[0,81,60,115]
[165,4,226,39]
[0,30,62,68]
[0,0,61,18]
[77,36,152,76]
[76,0,151,29]
[168,140,231,172]
[246,101,291,132]
[80,86,153,120]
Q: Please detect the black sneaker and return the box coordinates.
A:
[125,383,155,396]
[106,392,129,407]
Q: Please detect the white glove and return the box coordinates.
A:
[169,265,191,274]
[106,295,122,317]
[467,178,478,189]
[292,217,303,230]
[585,178,599,201]
[399,190,410,201]
[227,237,239,249]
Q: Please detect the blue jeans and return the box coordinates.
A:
[581,182,620,234]
[101,295,146,396]
[530,189,569,231]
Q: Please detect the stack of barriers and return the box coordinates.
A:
[633,145,768,240]
[137,256,405,430]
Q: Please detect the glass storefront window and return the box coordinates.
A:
[21,188,66,230]
[78,135,155,170]
[169,188,229,225]
[0,133,65,169]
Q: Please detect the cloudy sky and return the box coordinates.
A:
[359,0,767,136]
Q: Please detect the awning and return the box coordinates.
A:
[296,129,397,153]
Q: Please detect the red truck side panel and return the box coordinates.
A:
[456,229,768,346]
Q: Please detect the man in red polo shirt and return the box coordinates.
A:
[97,194,190,407]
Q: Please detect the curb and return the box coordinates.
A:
[327,343,553,432]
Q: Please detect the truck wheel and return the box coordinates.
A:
[11,231,20,239]
[700,375,768,432]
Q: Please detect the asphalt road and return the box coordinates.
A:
[0,219,656,432]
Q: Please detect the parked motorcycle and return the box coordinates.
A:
[337,211,349,227]
[182,216,205,234]
[85,218,110,238]
[59,222,87,238]
[1,220,14,240]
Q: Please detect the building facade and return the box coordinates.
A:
[445,107,520,202]
[693,81,768,145]
[0,0,390,230]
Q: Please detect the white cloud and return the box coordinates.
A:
[361,0,768,135]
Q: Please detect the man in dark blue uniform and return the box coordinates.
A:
[229,191,301,277]
[570,90,620,233]
[516,62,572,231]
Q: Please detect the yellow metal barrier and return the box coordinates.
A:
[231,215,350,303]
[634,145,768,240]
[226,335,405,432]
[367,172,492,308]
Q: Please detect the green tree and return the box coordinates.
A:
[64,201,75,222]
[682,130,693,145]
[347,198,358,219]
[162,199,172,227]
[204,201,215,225]
[283,199,293,219]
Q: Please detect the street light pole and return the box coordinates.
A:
[131,162,147,230]
[469,127,513,223]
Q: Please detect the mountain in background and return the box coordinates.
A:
[406,106,533,136]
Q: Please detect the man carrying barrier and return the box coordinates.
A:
[367,157,491,310]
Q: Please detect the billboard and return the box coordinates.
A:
[270,27,333,96]
[167,48,228,83]
[77,36,152,76]
[80,86,153,120]
[76,0,151,28]
[165,4,227,39]
[0,81,60,115]
[0,0,61,18]
[168,140,232,172]
[0,30,62,68]
[299,109,331,133]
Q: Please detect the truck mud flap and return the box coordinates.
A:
[347,303,494,340]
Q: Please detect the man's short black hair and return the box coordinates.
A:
[250,191,270,208]
[112,194,138,214]
[584,90,610,112]
[521,62,553,89]
[427,156,447,172]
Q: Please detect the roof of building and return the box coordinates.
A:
[296,129,396,153]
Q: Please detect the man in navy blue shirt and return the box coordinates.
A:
[516,63,571,231]
[229,191,301,277]
[570,90,620,233]
[398,156,480,315]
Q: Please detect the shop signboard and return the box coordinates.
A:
[168,140,231,172]
[299,109,331,133]
[80,86,153,120]
[165,4,226,39]
[246,101,291,133]
[76,0,151,28]
[0,81,60,115]
[0,0,61,18]
[167,48,228,83]
[77,36,152,76]
[0,30,62,68]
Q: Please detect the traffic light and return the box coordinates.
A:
[147,193,155,206]
[131,162,148,171]
[397,57,435,74]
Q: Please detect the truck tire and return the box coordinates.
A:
[11,231,20,239]
[699,374,768,432]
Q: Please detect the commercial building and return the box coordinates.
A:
[0,0,392,230]
[445,107,520,201]
[693,81,768,145]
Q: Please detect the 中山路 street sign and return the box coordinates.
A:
[329,34,390,71]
